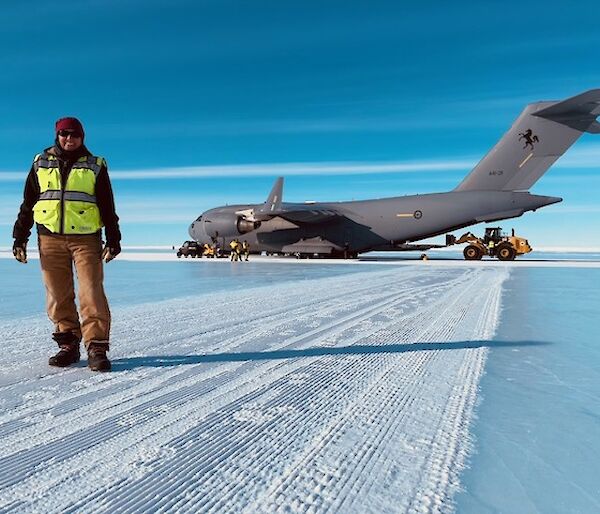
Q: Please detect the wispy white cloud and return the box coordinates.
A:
[1,142,598,183]
[115,197,216,223]
[104,159,476,180]
[555,144,600,169]
[538,205,600,214]
[0,172,25,182]
[121,213,196,223]
[110,142,600,179]
[0,158,473,182]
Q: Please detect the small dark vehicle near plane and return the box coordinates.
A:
[177,241,202,258]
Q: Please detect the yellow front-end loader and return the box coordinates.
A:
[446,227,532,261]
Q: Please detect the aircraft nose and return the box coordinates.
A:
[188,215,209,242]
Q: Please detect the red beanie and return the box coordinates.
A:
[55,117,85,140]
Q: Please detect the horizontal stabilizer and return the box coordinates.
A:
[533,89,600,133]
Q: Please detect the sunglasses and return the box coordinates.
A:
[58,130,82,138]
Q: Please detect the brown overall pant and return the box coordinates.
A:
[38,234,111,348]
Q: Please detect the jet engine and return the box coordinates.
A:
[237,217,261,234]
[203,211,261,238]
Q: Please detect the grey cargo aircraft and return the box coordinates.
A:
[189,89,600,257]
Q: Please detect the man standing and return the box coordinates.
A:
[242,240,250,261]
[229,239,240,261]
[12,117,121,372]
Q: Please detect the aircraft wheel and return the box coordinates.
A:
[497,244,516,261]
[463,245,483,260]
[177,253,182,258]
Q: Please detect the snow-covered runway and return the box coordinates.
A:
[0,267,508,513]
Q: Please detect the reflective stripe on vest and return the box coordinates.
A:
[39,190,97,202]
[32,153,105,234]
[38,190,62,201]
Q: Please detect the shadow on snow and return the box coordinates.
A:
[111,340,549,371]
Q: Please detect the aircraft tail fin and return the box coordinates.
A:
[454,89,600,192]
[257,176,284,215]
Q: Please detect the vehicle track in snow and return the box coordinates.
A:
[0,270,452,467]
[0,269,454,426]
[0,266,508,513]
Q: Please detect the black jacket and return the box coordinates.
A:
[13,144,121,246]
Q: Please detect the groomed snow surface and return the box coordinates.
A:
[0,266,508,513]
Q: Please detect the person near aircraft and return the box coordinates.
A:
[230,239,240,261]
[202,243,214,258]
[12,117,121,372]
[242,240,250,261]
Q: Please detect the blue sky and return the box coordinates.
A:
[1,0,599,247]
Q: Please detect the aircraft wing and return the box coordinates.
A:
[239,177,344,224]
[263,206,342,224]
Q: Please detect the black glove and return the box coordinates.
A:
[102,241,121,263]
[13,240,27,264]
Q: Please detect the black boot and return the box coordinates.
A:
[87,342,111,372]
[49,332,81,367]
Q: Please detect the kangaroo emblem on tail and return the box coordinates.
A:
[518,129,540,150]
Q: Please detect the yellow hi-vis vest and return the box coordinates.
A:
[32,152,105,234]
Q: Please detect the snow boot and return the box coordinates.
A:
[48,332,81,367]
[87,342,111,372]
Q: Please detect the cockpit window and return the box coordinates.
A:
[196,215,203,222]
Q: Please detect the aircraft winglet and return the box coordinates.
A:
[257,177,284,215]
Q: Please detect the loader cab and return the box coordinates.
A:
[484,227,504,245]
